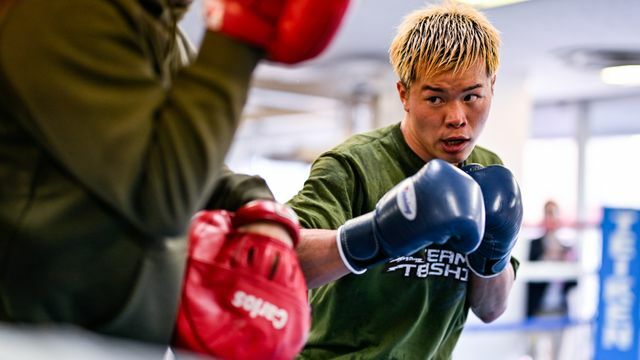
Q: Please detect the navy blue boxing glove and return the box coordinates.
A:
[462,164,523,278]
[338,159,486,274]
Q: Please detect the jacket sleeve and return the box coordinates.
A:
[203,165,275,211]
[0,0,261,236]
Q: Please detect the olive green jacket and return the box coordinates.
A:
[0,0,270,343]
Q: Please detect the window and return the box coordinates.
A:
[521,137,578,225]
[585,134,640,220]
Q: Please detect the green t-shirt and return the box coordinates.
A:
[288,123,505,359]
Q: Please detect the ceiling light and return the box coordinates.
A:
[601,65,640,86]
[556,48,640,70]
[457,0,530,9]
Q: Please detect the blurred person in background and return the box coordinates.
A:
[527,200,578,318]
[526,199,578,360]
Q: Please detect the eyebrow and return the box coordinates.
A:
[421,84,483,93]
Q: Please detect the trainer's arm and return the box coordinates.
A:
[468,261,516,323]
[0,0,260,237]
[297,229,349,288]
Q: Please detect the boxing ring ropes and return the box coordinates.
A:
[459,207,640,360]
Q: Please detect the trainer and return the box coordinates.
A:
[0,0,348,351]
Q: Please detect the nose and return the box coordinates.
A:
[444,102,467,128]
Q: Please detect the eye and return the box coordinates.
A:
[425,96,443,105]
[463,94,481,102]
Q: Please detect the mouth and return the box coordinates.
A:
[441,137,470,154]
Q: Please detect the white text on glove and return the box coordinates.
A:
[231,290,289,329]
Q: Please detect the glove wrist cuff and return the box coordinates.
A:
[233,200,301,246]
[465,253,508,279]
[336,225,367,275]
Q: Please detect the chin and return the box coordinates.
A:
[439,153,466,165]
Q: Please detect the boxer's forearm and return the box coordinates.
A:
[297,229,350,288]
[468,262,515,323]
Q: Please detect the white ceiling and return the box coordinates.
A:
[247,0,640,103]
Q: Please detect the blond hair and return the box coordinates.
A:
[389,1,501,88]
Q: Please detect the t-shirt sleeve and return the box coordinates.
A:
[287,154,357,230]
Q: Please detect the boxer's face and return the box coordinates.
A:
[398,61,495,165]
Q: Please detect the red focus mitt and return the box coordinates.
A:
[204,0,351,64]
[173,201,310,360]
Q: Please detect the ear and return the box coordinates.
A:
[490,75,496,94]
[396,81,409,112]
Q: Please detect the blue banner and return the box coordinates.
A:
[595,207,640,360]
